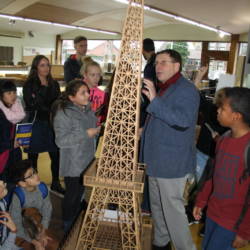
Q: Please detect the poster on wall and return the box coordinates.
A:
[23,47,54,65]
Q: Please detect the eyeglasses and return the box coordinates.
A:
[154,60,175,67]
[23,169,37,181]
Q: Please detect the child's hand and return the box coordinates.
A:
[40,234,52,247]
[14,139,21,148]
[87,127,101,138]
[232,235,249,248]
[0,211,17,233]
[36,228,51,247]
[193,206,202,221]
[197,66,208,79]
[31,239,45,250]
[138,128,143,140]
[194,65,208,87]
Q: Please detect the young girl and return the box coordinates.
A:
[23,55,64,195]
[0,80,25,179]
[82,61,108,125]
[52,80,100,231]
[0,179,18,250]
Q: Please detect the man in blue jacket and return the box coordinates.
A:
[141,49,199,250]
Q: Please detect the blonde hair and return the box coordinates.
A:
[80,56,94,76]
[80,57,102,77]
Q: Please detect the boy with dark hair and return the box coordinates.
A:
[9,159,52,249]
[64,36,88,82]
[142,38,156,84]
[194,87,250,250]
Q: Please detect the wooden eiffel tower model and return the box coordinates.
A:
[60,0,146,249]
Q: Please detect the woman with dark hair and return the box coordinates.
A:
[23,55,64,195]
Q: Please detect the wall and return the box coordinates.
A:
[0,32,56,65]
[243,29,250,87]
[239,33,248,42]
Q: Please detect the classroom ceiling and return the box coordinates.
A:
[0,0,249,37]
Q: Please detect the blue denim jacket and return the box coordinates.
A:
[141,76,200,178]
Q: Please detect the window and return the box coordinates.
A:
[239,43,248,56]
[208,42,230,51]
[61,40,202,79]
[208,60,227,80]
[62,40,120,73]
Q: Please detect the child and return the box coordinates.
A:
[0,179,18,250]
[52,80,100,231]
[0,80,25,179]
[82,61,108,125]
[193,87,250,250]
[79,56,94,76]
[9,159,52,249]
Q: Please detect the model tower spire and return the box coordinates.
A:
[61,0,145,249]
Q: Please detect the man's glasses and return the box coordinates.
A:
[23,169,38,181]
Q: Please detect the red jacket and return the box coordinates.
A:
[89,87,108,125]
[196,131,250,240]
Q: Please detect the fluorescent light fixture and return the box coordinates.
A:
[198,23,218,32]
[77,26,117,35]
[219,31,225,38]
[0,13,118,35]
[146,7,176,18]
[113,0,231,36]
[52,23,75,29]
[0,14,23,20]
[24,18,52,25]
[114,0,128,3]
[175,16,199,26]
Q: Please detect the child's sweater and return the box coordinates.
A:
[10,186,52,242]
[196,131,250,240]
[0,199,18,250]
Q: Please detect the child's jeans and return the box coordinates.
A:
[202,217,236,250]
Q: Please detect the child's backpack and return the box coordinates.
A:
[234,141,250,230]
[4,182,48,208]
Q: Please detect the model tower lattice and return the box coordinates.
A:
[61,0,146,249]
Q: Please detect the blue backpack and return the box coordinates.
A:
[4,182,48,208]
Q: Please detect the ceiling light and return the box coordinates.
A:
[0,13,118,35]
[198,23,218,33]
[114,0,128,4]
[175,16,199,26]
[53,23,75,29]
[217,27,226,38]
[77,26,117,35]
[24,18,52,25]
[0,14,23,20]
[113,0,231,36]
[147,7,176,18]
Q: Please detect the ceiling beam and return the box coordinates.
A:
[1,0,39,15]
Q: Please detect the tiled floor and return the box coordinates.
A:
[35,152,250,250]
